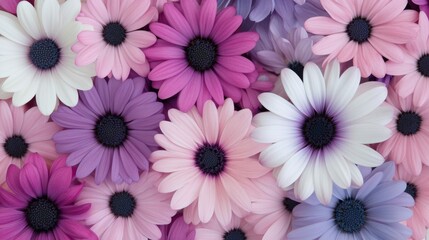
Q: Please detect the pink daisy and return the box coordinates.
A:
[0,153,96,240]
[151,99,269,226]
[77,171,176,240]
[387,12,429,106]
[195,215,262,240]
[73,0,158,80]
[0,101,60,184]
[395,165,429,240]
[377,83,429,175]
[305,0,419,78]
[145,0,259,112]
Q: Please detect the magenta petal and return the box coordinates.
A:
[59,219,95,239]
[48,167,72,201]
[217,56,256,73]
[150,22,189,46]
[144,46,185,60]
[211,8,242,43]
[61,204,91,218]
[180,0,200,35]
[56,185,84,206]
[164,3,194,38]
[199,0,217,37]
[159,67,193,99]
[19,164,42,198]
[177,73,202,111]
[214,64,250,88]
[204,70,224,104]
[218,32,259,56]
[6,165,29,200]
[148,59,188,81]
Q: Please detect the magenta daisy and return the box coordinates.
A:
[195,215,262,240]
[0,101,60,184]
[73,0,158,80]
[0,153,96,239]
[76,171,176,240]
[151,99,269,225]
[145,0,259,112]
[305,0,419,78]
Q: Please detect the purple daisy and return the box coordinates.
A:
[52,77,164,184]
[288,162,414,240]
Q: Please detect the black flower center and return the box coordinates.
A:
[283,197,300,213]
[334,198,366,233]
[223,228,247,240]
[405,183,418,199]
[288,61,304,80]
[195,144,226,176]
[109,191,136,218]
[103,22,127,46]
[29,39,61,70]
[417,54,429,77]
[95,114,129,148]
[346,17,372,44]
[25,196,60,233]
[185,37,217,72]
[396,111,422,136]
[4,135,28,158]
[302,113,336,149]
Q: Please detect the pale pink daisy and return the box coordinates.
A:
[195,215,262,240]
[73,0,158,80]
[305,0,419,78]
[151,99,269,226]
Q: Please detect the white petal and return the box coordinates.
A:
[2,65,35,92]
[0,55,28,78]
[0,79,12,99]
[53,71,78,107]
[252,125,300,143]
[0,11,32,45]
[41,0,61,38]
[326,66,360,115]
[313,156,333,205]
[348,162,363,187]
[277,146,311,188]
[0,36,28,56]
[325,151,351,189]
[281,68,313,116]
[342,123,392,144]
[258,92,303,122]
[57,22,81,48]
[259,139,304,168]
[295,158,315,201]
[342,142,385,167]
[60,0,81,26]
[303,62,326,112]
[324,59,340,87]
[352,103,394,125]
[36,76,57,115]
[57,59,94,91]
[17,1,43,39]
[12,72,41,107]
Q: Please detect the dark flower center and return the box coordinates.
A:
[103,22,127,46]
[25,196,60,233]
[4,135,28,158]
[109,191,136,218]
[223,228,247,240]
[396,111,422,136]
[417,54,429,77]
[29,39,61,70]
[95,114,129,148]
[346,17,372,43]
[334,198,366,233]
[302,113,336,149]
[195,144,226,176]
[405,183,418,199]
[283,197,300,213]
[288,61,305,80]
[185,37,217,72]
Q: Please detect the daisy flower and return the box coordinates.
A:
[252,60,393,204]
[145,0,259,112]
[151,99,269,225]
[387,12,429,106]
[73,0,157,80]
[413,0,429,16]
[77,171,176,240]
[305,0,419,78]
[195,215,262,240]
[0,101,60,184]
[0,153,96,239]
[0,0,95,115]
[159,214,196,240]
[288,162,414,240]
[377,84,429,175]
[52,77,164,184]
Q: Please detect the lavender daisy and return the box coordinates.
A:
[52,77,164,184]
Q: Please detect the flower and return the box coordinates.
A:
[0,101,60,184]
[377,83,429,175]
[195,215,262,239]
[0,0,95,115]
[76,171,176,240]
[52,77,164,184]
[252,60,393,204]
[0,153,96,239]
[288,162,414,240]
[73,0,157,80]
[145,0,259,112]
[305,0,419,78]
[159,214,196,240]
[0,0,33,14]
[151,99,269,225]
[387,12,429,106]
[395,165,429,240]
[412,0,429,16]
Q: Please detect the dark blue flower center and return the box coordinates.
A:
[417,54,429,77]
[195,144,226,176]
[185,37,218,72]
[302,113,336,149]
[223,228,247,240]
[405,183,418,199]
[109,191,136,218]
[334,198,366,233]
[95,114,129,148]
[29,39,61,70]
[25,196,60,233]
[3,135,28,158]
[288,61,304,80]
[103,22,127,46]
[283,197,300,213]
[346,17,372,44]
[396,111,422,136]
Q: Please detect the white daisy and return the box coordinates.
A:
[252,60,393,204]
[0,0,95,115]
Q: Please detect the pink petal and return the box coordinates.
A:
[48,167,72,201]
[126,31,156,48]
[372,23,419,44]
[305,16,346,35]
[144,46,185,61]
[177,73,202,112]
[214,64,250,88]
[198,0,217,37]
[159,67,193,99]
[218,32,259,56]
[219,109,252,148]
[164,2,193,38]
[320,0,352,24]
[312,33,349,56]
[217,56,255,73]
[203,70,224,104]
[369,36,404,62]
[198,177,216,222]
[211,8,241,44]
[180,0,200,35]
[219,173,251,211]
[148,59,188,81]
[202,100,219,143]
[370,0,407,25]
[150,22,189,46]
[19,164,42,198]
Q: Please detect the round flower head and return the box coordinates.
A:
[195,215,262,240]
[145,0,259,112]
[151,99,269,226]
[52,77,164,184]
[159,214,196,240]
[377,83,429,175]
[252,60,393,204]
[0,153,96,240]
[305,0,419,78]
[288,162,414,240]
[0,101,60,184]
[77,172,176,240]
[0,0,34,14]
[0,0,95,115]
